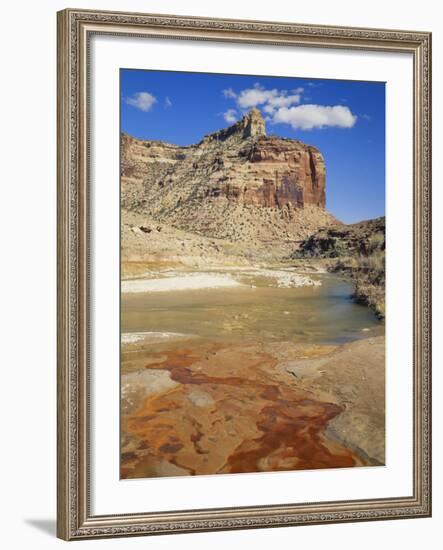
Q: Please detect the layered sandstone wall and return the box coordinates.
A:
[121,109,333,243]
[215,136,325,209]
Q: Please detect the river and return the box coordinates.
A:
[121,269,382,345]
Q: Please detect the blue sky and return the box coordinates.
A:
[121,69,385,224]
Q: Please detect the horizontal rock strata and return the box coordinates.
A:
[121,108,335,245]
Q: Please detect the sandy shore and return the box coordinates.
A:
[121,335,385,478]
[121,331,192,345]
[121,268,321,293]
[122,274,243,293]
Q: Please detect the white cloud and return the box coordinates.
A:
[126,91,157,112]
[266,93,303,112]
[222,88,237,99]
[263,104,275,115]
[223,108,238,123]
[236,85,301,111]
[223,83,302,116]
[164,96,172,108]
[272,104,357,130]
[236,87,276,109]
[221,83,357,132]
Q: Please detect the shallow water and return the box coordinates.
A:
[121,272,383,345]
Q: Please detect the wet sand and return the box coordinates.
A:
[121,335,384,478]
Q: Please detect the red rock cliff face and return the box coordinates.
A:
[216,137,326,209]
[199,109,326,210]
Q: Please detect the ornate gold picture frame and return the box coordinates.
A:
[57,8,431,540]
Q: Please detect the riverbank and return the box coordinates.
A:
[121,266,323,294]
[121,334,385,478]
[293,217,386,318]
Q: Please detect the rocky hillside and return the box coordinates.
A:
[294,217,386,318]
[121,108,338,247]
[293,217,385,258]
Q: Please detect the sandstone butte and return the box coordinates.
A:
[121,108,338,246]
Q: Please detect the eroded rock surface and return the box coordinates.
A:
[121,336,385,478]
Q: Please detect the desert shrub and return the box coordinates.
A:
[293,235,351,259]
[330,237,349,257]
[367,232,385,254]
[291,218,386,318]
[351,250,385,318]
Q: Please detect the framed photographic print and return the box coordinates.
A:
[57,8,432,540]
